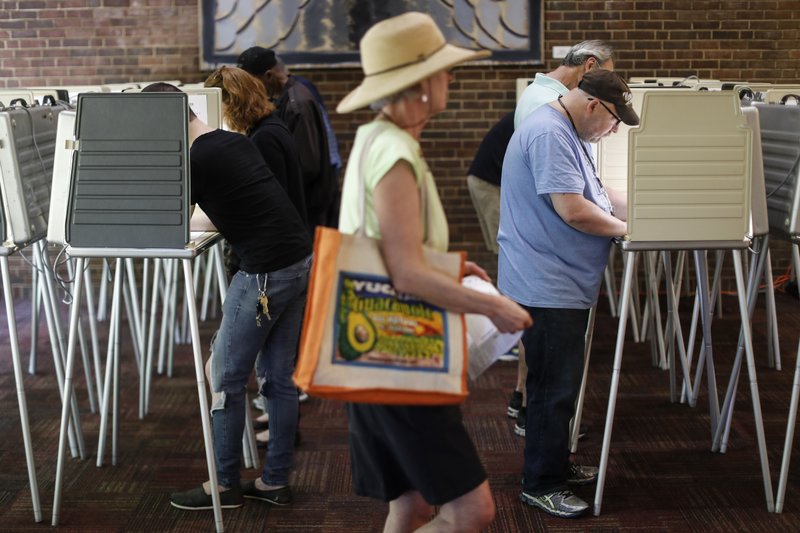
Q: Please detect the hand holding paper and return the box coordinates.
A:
[463,275,525,380]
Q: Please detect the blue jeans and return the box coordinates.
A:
[209,254,311,488]
[521,306,589,495]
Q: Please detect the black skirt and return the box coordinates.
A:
[347,402,487,505]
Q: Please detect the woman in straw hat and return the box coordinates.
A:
[337,12,532,532]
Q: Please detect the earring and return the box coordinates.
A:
[421,94,429,103]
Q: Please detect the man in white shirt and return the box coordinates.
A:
[515,40,615,129]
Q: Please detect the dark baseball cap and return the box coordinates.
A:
[237,46,277,75]
[578,70,640,126]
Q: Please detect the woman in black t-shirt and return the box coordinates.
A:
[205,66,309,234]
[141,83,312,511]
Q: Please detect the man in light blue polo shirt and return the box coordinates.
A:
[506,39,615,436]
[499,70,639,519]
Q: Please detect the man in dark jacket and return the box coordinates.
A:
[238,47,338,230]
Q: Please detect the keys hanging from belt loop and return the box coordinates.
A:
[255,273,271,327]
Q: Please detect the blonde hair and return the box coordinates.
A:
[204,66,275,132]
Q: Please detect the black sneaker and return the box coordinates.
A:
[242,481,293,506]
[514,407,526,437]
[169,485,243,510]
[507,390,523,418]
[520,488,588,518]
[567,463,598,486]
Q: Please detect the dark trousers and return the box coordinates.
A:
[521,306,590,495]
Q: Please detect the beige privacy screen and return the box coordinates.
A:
[627,91,751,243]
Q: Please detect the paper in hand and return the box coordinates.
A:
[462,275,523,380]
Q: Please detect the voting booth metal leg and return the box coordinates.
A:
[97,259,110,322]
[632,253,643,344]
[51,256,87,526]
[764,246,781,370]
[731,249,774,511]
[570,305,596,454]
[640,252,657,354]
[144,259,163,416]
[65,259,98,415]
[97,259,124,467]
[28,252,41,375]
[125,258,145,364]
[693,251,721,437]
[776,242,800,513]
[122,262,142,369]
[140,258,150,348]
[157,259,176,375]
[681,291,701,404]
[645,252,667,371]
[687,250,725,408]
[603,262,618,318]
[182,258,225,532]
[36,241,83,460]
[167,259,179,376]
[593,251,635,516]
[201,250,216,321]
[1,255,43,522]
[97,260,120,468]
[669,251,689,378]
[713,238,770,453]
[176,257,201,344]
[82,263,104,407]
[662,252,695,406]
[776,333,800,513]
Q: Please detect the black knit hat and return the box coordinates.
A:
[237,46,277,76]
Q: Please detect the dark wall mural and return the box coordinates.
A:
[202,0,542,67]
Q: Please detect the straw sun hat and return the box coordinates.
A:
[336,11,490,114]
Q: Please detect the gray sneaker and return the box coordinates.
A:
[520,488,588,518]
[567,464,598,486]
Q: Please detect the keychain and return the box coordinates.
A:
[255,274,271,327]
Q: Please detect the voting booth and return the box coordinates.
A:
[759,101,800,513]
[48,92,227,532]
[0,100,71,246]
[0,98,73,524]
[593,91,774,517]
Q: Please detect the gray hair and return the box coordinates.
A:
[561,40,614,67]
[368,86,422,111]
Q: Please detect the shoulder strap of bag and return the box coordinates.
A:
[356,121,428,241]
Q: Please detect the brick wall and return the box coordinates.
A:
[1,1,799,295]
[0,0,203,87]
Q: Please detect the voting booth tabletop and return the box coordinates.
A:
[0,292,799,532]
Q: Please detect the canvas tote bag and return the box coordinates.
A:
[293,124,468,405]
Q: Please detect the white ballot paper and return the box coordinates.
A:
[462,275,523,380]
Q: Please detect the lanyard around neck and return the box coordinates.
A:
[557,97,597,177]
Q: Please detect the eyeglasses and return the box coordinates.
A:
[588,97,622,127]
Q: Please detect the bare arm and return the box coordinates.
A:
[550,192,627,237]
[605,185,627,222]
[374,161,531,333]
